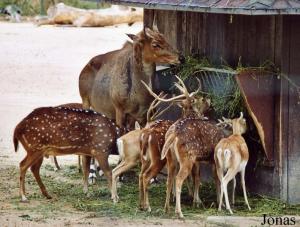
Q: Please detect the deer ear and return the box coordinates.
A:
[135,121,141,130]
[126,33,138,41]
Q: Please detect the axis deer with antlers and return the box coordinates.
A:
[13,106,125,202]
[214,112,251,214]
[140,76,211,213]
[143,76,226,218]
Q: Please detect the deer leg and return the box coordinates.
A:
[143,160,166,212]
[139,160,150,210]
[241,168,251,211]
[88,158,97,184]
[164,154,176,213]
[19,152,43,202]
[78,155,82,173]
[221,168,239,214]
[192,162,201,207]
[111,160,137,203]
[115,107,125,127]
[215,167,224,211]
[82,155,91,194]
[31,157,51,199]
[175,160,193,219]
[232,176,236,206]
[95,156,112,195]
[53,156,60,171]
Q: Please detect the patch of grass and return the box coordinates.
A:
[6,165,300,220]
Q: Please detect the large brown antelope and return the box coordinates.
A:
[79,26,184,127]
[140,76,211,212]
[13,106,125,202]
[214,112,251,214]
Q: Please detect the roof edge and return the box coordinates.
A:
[105,0,300,15]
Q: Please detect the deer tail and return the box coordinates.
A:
[161,133,175,160]
[13,126,20,152]
[223,149,231,168]
[217,148,231,169]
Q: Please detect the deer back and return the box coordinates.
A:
[140,120,173,159]
[14,106,124,155]
[174,117,225,161]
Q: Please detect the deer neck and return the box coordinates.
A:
[132,46,155,90]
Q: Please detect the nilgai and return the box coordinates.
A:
[79,26,184,127]
[13,106,124,202]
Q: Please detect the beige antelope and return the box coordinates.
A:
[214,112,251,214]
[141,76,212,213]
[13,106,125,202]
[111,122,142,203]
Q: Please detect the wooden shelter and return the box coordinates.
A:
[107,0,300,204]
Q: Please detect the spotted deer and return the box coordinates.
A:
[214,112,251,214]
[144,76,227,218]
[13,106,125,202]
[140,76,211,213]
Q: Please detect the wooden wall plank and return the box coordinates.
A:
[287,15,300,204]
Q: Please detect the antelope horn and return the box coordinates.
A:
[141,80,186,102]
[239,112,244,119]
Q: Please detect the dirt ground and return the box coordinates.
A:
[0,21,299,227]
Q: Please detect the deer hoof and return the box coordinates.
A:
[45,194,52,200]
[176,212,184,219]
[147,206,151,212]
[112,196,119,204]
[20,195,29,203]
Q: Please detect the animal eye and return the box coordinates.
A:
[152,43,161,49]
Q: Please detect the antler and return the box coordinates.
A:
[141,80,186,102]
[147,92,165,122]
[216,117,233,127]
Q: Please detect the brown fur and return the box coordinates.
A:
[139,119,173,211]
[79,28,182,127]
[13,106,125,202]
